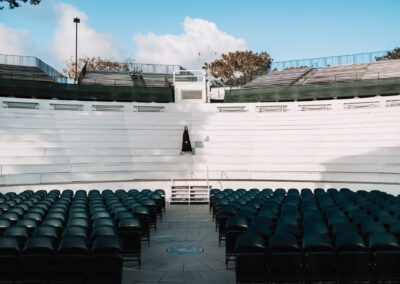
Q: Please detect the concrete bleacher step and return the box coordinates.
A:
[0,97,400,187]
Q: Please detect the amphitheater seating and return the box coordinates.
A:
[81,71,134,86]
[360,59,400,80]
[243,67,312,88]
[0,236,20,283]
[1,96,400,187]
[235,233,267,283]
[80,71,170,87]
[54,235,89,283]
[142,74,170,87]
[0,188,165,283]
[305,59,400,84]
[211,187,400,283]
[0,64,55,83]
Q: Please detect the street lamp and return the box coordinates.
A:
[73,17,80,84]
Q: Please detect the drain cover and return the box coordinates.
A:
[167,246,204,254]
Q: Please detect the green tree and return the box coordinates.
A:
[205,50,272,86]
[0,0,41,9]
[375,47,400,61]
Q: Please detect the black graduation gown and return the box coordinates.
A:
[181,130,192,152]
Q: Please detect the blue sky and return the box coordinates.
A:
[0,0,399,70]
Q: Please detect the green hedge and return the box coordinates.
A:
[0,79,174,103]
[224,78,400,102]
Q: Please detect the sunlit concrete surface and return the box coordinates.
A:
[122,205,235,284]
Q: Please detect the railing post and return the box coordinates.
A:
[378,72,380,95]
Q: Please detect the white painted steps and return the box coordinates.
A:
[0,95,400,188]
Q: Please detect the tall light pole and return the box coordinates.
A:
[199,51,217,103]
[73,17,80,84]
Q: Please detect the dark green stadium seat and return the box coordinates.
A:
[69,212,88,220]
[28,207,46,217]
[141,189,152,195]
[92,217,114,228]
[127,202,142,210]
[9,207,24,218]
[149,193,164,219]
[275,223,301,238]
[369,232,400,281]
[353,215,374,228]
[327,215,348,228]
[302,208,321,218]
[4,225,29,247]
[24,212,43,223]
[110,206,126,218]
[19,236,55,283]
[17,218,38,235]
[379,215,398,229]
[258,209,277,221]
[88,235,122,284]
[62,226,87,239]
[236,210,255,224]
[269,233,303,282]
[303,215,324,224]
[132,206,151,246]
[336,232,370,281]
[390,222,400,239]
[216,205,236,246]
[303,233,336,281]
[361,222,385,238]
[117,218,141,268]
[247,223,272,245]
[240,204,257,214]
[276,215,299,227]
[140,198,157,230]
[35,203,50,211]
[48,208,67,216]
[252,216,274,229]
[0,219,11,235]
[68,218,89,229]
[0,212,19,225]
[154,189,165,195]
[115,211,133,223]
[0,203,11,213]
[235,233,267,283]
[41,218,64,234]
[303,222,329,235]
[225,216,248,268]
[91,211,111,221]
[33,225,59,242]
[0,236,20,283]
[54,236,89,284]
[90,225,116,243]
[332,222,358,237]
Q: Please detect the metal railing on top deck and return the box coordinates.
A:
[84,62,186,75]
[271,50,389,71]
[0,54,67,83]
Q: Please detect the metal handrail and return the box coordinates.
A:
[0,54,67,83]
[272,50,389,71]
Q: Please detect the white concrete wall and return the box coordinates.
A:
[0,96,400,194]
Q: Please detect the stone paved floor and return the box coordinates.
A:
[122,205,235,284]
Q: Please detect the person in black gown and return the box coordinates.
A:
[180,126,193,155]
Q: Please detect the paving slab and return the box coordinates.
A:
[122,205,234,283]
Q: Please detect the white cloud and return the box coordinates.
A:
[133,17,247,69]
[51,2,125,66]
[0,23,39,57]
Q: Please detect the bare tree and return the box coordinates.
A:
[63,56,131,79]
[205,50,272,86]
[0,0,40,9]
